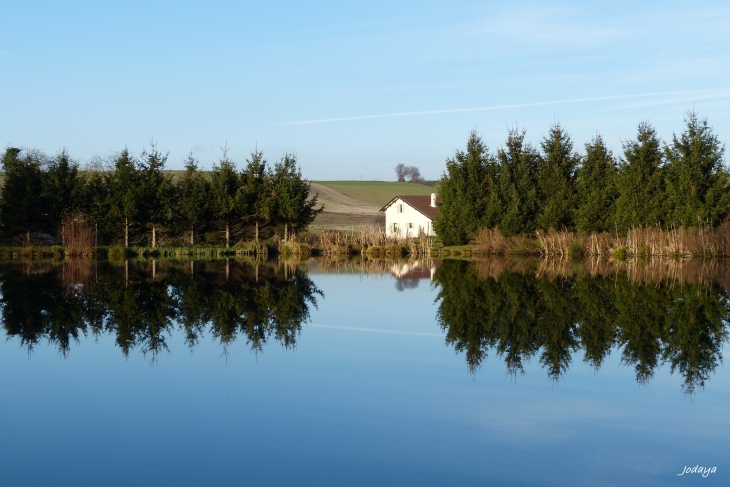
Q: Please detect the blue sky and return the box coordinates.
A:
[2,0,729,179]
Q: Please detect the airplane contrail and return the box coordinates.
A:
[307,323,442,337]
[281,88,730,125]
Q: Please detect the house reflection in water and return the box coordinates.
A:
[390,260,441,291]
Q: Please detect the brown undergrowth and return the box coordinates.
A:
[314,225,432,257]
[476,223,730,258]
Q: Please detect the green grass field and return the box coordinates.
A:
[311,180,436,207]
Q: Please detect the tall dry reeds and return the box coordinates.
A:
[476,223,730,258]
[595,224,730,258]
[61,213,94,257]
[475,228,542,256]
[316,229,356,255]
[315,225,424,257]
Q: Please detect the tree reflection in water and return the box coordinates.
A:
[434,259,730,394]
[0,260,322,361]
[2,257,728,394]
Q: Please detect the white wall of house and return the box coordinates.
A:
[383,199,435,238]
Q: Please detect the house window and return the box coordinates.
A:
[392,223,398,232]
[408,223,413,229]
[398,204,403,213]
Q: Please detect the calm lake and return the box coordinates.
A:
[1,258,728,486]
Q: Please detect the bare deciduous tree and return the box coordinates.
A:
[395,163,407,182]
[395,164,424,183]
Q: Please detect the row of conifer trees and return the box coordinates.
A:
[0,144,322,247]
[435,112,730,246]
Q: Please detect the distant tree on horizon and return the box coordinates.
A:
[395,163,425,184]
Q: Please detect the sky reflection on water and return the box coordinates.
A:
[0,260,727,486]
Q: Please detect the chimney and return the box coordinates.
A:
[430,193,437,207]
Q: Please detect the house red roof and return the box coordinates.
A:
[380,195,442,220]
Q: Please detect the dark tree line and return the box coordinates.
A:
[0,260,322,359]
[434,260,730,394]
[435,112,730,245]
[0,145,322,247]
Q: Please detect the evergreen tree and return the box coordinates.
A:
[574,136,618,233]
[270,153,323,235]
[0,148,47,239]
[81,161,112,245]
[138,144,173,247]
[664,111,729,227]
[434,130,498,245]
[176,153,210,245]
[239,150,272,240]
[106,149,140,247]
[44,149,84,234]
[209,148,240,247]
[614,122,667,232]
[536,124,579,230]
[497,128,540,236]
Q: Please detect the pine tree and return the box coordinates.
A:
[106,149,140,247]
[209,148,240,247]
[536,123,579,230]
[574,136,618,233]
[434,130,497,245]
[176,153,210,245]
[138,143,173,248]
[0,148,47,239]
[497,128,539,236]
[239,150,271,241]
[75,156,112,244]
[270,153,322,235]
[664,111,729,227]
[44,149,83,234]
[614,122,667,232]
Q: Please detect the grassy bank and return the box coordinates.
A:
[5,223,730,261]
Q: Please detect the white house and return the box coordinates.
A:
[380,193,441,238]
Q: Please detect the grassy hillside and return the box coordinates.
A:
[311,181,435,207]
[308,180,437,231]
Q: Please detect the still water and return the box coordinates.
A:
[1,258,728,486]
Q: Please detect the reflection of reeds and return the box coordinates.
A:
[470,255,730,289]
[311,256,394,275]
[62,259,94,294]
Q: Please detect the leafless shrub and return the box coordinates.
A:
[60,213,94,256]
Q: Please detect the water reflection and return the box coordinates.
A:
[3,257,729,394]
[0,260,322,359]
[433,259,730,394]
